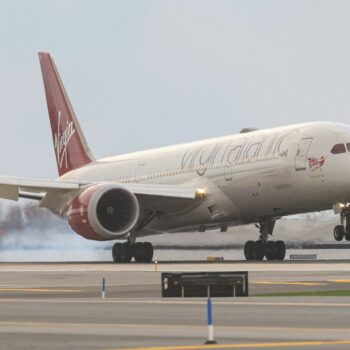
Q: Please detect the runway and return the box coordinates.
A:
[2,262,350,349]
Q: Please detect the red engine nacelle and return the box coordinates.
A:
[68,184,140,240]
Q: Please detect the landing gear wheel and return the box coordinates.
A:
[274,240,286,261]
[112,243,121,262]
[254,240,265,261]
[265,241,276,261]
[133,242,154,263]
[112,242,132,263]
[133,242,144,262]
[119,242,133,262]
[143,242,154,262]
[345,231,350,241]
[334,225,344,241]
[244,240,255,260]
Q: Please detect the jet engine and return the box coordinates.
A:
[68,184,140,240]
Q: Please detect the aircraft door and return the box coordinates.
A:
[134,164,146,182]
[295,138,313,171]
[224,163,232,181]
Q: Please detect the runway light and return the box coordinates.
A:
[196,188,207,198]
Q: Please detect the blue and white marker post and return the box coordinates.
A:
[102,277,106,299]
[205,286,217,344]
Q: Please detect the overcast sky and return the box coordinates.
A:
[1,0,350,179]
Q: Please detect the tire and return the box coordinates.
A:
[112,243,122,262]
[265,241,276,261]
[345,231,350,241]
[244,240,255,260]
[334,225,344,241]
[119,243,133,263]
[133,242,154,263]
[133,242,147,262]
[274,240,286,261]
[143,242,154,263]
[254,240,265,261]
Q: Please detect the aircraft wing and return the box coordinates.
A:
[0,176,199,213]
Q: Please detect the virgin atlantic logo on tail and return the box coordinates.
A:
[54,111,76,168]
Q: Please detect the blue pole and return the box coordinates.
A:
[205,297,217,344]
[208,297,213,325]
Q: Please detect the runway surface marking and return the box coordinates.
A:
[3,262,350,273]
[0,288,81,293]
[252,281,326,286]
[112,340,350,350]
[1,320,350,334]
[329,280,350,283]
[2,298,350,307]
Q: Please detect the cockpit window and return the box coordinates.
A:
[331,143,346,154]
[346,143,350,152]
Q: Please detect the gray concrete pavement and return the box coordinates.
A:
[2,298,350,349]
[2,262,350,297]
[1,262,350,349]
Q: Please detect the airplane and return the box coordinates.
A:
[0,52,349,263]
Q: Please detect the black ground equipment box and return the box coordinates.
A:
[162,272,248,297]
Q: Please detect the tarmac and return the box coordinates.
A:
[2,261,350,349]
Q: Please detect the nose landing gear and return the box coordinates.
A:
[334,225,345,241]
[243,220,286,261]
[333,204,350,241]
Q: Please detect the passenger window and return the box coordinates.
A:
[331,143,346,154]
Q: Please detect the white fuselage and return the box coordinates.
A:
[61,121,350,237]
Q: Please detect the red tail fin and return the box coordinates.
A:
[38,52,94,176]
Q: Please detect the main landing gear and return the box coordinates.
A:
[112,212,158,263]
[112,241,154,263]
[243,220,286,261]
[333,204,350,241]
